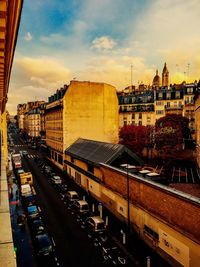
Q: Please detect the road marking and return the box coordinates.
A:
[52,238,56,246]
[190,168,195,183]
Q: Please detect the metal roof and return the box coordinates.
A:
[65,138,143,166]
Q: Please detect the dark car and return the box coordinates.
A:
[34,234,54,257]
[27,205,40,220]
[23,194,37,207]
[31,218,45,236]
[57,184,68,194]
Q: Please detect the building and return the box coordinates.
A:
[28,107,41,138]
[64,138,200,267]
[162,62,169,87]
[118,90,155,127]
[17,101,45,132]
[195,89,200,168]
[45,80,119,168]
[152,69,161,88]
[0,1,23,266]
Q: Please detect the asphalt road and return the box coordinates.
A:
[12,133,135,267]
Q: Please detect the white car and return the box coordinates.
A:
[51,175,62,185]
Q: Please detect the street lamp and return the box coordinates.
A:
[120,163,130,233]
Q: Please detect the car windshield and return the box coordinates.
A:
[28,206,37,214]
[38,235,52,250]
[97,222,104,230]
[81,204,88,211]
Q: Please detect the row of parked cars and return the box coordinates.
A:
[39,161,106,236]
[16,162,56,260]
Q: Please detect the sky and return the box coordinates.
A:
[8,0,200,114]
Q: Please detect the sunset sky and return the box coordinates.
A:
[8,0,200,114]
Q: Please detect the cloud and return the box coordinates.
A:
[91,36,117,51]
[8,56,72,114]
[24,32,33,41]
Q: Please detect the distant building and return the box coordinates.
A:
[17,101,45,131]
[194,88,200,167]
[45,80,119,168]
[118,90,155,127]
[162,62,169,87]
[152,69,161,89]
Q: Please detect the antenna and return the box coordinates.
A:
[131,64,133,86]
[187,63,190,82]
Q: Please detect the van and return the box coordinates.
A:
[65,191,79,203]
[85,216,105,235]
[73,200,89,215]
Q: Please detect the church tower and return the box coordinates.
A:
[162,62,169,87]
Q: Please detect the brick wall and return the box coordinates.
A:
[101,164,200,243]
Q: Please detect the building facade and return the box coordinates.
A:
[46,80,119,168]
[119,82,198,135]
[118,90,155,127]
[195,90,200,167]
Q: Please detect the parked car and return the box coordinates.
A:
[30,218,45,236]
[34,233,54,257]
[27,205,40,220]
[23,194,37,207]
[73,200,89,216]
[65,191,79,204]
[51,175,62,185]
[22,150,28,157]
[85,216,105,235]
[56,184,68,194]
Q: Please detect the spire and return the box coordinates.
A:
[156,69,158,75]
[162,62,169,87]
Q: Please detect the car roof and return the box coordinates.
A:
[28,205,37,212]
[77,200,88,205]
[87,216,104,223]
[53,175,61,179]
[67,190,78,195]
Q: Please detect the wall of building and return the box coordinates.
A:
[1,111,8,167]
[195,95,200,167]
[63,81,119,150]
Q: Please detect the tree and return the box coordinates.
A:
[155,114,190,158]
[119,125,154,157]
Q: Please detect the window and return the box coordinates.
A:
[158,92,163,99]
[156,101,163,106]
[132,113,135,119]
[187,87,193,94]
[156,110,164,115]
[166,92,171,99]
[144,225,159,240]
[175,91,180,99]
[71,156,74,163]
[166,102,170,107]
[139,121,142,126]
[139,113,142,119]
[87,164,94,174]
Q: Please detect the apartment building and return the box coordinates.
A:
[0,1,23,266]
[45,80,119,168]
[119,83,198,133]
[195,89,200,167]
[118,90,155,127]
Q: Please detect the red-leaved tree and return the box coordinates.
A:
[119,125,154,156]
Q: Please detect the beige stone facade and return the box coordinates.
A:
[63,81,119,149]
[46,81,119,168]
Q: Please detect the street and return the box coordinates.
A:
[10,130,171,267]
